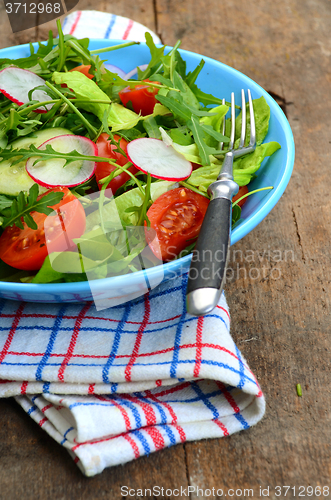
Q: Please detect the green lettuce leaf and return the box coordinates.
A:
[85,180,178,232]
[108,103,169,132]
[232,96,270,147]
[52,71,111,121]
[108,103,141,131]
[233,141,281,185]
[187,141,281,191]
[74,227,125,262]
[150,180,178,202]
[85,188,144,232]
[171,142,202,164]
[200,104,229,147]
[41,250,109,280]
[31,255,66,283]
[159,127,218,165]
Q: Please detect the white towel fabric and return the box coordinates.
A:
[62,10,161,43]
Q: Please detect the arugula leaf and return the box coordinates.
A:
[138,33,165,80]
[232,204,242,226]
[0,54,39,71]
[169,127,193,146]
[0,143,105,168]
[156,92,192,122]
[172,71,200,110]
[1,183,64,230]
[160,53,172,81]
[188,115,222,165]
[148,74,173,88]
[143,116,162,138]
[98,67,133,92]
[0,194,13,212]
[185,59,205,87]
[199,122,229,143]
[1,107,42,140]
[174,50,187,80]
[189,82,225,106]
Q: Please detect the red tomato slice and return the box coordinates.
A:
[95,133,138,194]
[0,187,86,271]
[119,79,159,116]
[145,187,209,261]
[232,185,249,207]
[69,64,94,79]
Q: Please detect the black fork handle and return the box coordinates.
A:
[186,178,238,316]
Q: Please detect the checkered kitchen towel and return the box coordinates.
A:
[61,10,161,43]
[0,14,265,477]
[0,274,265,476]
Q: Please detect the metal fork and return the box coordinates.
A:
[186,89,256,316]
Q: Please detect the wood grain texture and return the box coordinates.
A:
[0,0,330,498]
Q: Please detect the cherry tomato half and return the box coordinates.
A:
[69,64,94,79]
[0,187,86,271]
[145,187,210,261]
[95,133,138,194]
[119,79,159,116]
[232,185,249,208]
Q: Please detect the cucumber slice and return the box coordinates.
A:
[0,128,73,196]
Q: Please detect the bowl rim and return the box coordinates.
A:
[0,39,295,295]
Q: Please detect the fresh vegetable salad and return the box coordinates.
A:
[0,21,280,284]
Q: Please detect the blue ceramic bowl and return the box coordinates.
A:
[0,40,295,304]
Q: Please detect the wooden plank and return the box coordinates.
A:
[0,0,37,48]
[156,0,331,496]
[0,0,158,48]
[0,399,189,498]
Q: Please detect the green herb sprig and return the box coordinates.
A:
[0,184,64,230]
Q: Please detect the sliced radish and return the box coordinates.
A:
[0,67,53,113]
[124,64,148,80]
[103,64,126,79]
[26,135,97,188]
[127,138,192,181]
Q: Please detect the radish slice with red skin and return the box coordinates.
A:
[127,138,192,181]
[26,135,97,188]
[0,67,53,113]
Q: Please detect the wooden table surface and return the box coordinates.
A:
[0,1,330,498]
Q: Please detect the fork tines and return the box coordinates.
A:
[221,89,256,155]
